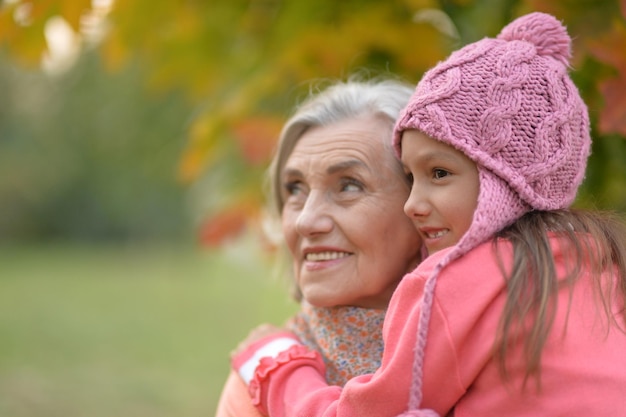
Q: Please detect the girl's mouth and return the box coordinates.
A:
[423,229,448,239]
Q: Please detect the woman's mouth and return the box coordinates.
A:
[305,251,351,261]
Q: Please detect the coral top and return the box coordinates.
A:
[250,236,626,417]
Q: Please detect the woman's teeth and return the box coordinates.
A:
[305,252,349,261]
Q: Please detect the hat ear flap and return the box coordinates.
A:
[455,168,530,256]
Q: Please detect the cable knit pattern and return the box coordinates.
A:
[285,301,386,386]
[391,12,591,415]
[395,17,589,217]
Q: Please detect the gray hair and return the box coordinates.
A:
[267,78,414,217]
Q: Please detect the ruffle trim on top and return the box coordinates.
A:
[249,344,325,415]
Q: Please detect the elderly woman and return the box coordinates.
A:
[215,78,423,416]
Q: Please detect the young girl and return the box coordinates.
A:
[231,12,626,417]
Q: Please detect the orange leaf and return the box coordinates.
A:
[585,18,626,136]
[586,20,626,76]
[597,76,626,136]
[231,116,282,166]
[199,206,250,247]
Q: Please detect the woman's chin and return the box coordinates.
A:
[301,293,338,308]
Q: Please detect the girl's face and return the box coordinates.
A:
[281,116,422,309]
[400,130,480,255]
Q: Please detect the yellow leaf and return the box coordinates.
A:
[59,0,92,31]
[0,4,19,43]
[178,111,225,183]
[100,31,130,72]
[178,148,209,185]
[402,0,441,10]
[8,23,48,67]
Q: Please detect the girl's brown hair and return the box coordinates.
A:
[494,209,626,387]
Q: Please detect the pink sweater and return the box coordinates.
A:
[254,236,626,417]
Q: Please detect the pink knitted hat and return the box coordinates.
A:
[392,12,591,416]
[395,11,590,253]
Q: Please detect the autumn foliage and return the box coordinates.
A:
[199,204,252,247]
[2,0,624,245]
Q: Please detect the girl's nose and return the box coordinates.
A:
[295,191,333,237]
[404,186,430,219]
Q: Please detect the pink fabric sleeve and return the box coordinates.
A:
[215,371,265,417]
[232,332,302,385]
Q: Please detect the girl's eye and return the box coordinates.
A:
[433,168,450,180]
[404,171,414,184]
[340,178,364,192]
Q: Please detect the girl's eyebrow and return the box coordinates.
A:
[327,159,370,175]
[416,150,463,164]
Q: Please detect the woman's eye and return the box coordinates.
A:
[284,181,304,196]
[340,178,363,192]
[404,171,414,184]
[433,168,450,179]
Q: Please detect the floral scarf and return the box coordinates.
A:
[285,301,386,386]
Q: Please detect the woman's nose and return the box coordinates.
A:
[295,191,333,236]
[404,186,430,219]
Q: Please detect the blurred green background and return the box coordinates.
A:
[1,0,625,415]
[0,241,297,416]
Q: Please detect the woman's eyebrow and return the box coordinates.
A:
[282,168,303,178]
[327,159,370,175]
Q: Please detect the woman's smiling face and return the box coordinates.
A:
[280,116,422,309]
